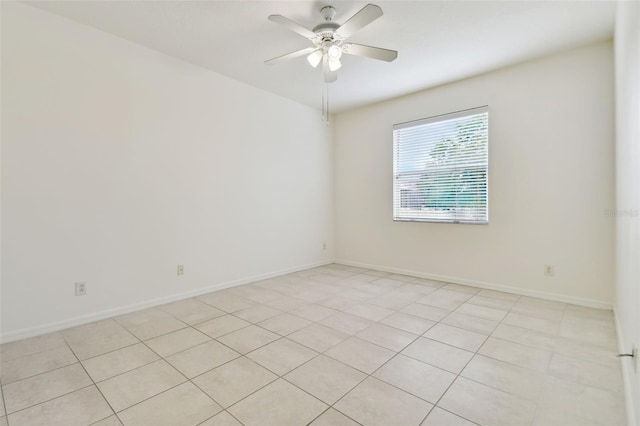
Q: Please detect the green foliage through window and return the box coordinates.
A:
[393,107,488,223]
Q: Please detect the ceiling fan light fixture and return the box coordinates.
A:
[307,50,323,68]
[327,44,343,60]
[328,58,342,71]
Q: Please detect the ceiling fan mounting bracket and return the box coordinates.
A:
[320,6,337,22]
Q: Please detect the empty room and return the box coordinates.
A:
[1,1,639,425]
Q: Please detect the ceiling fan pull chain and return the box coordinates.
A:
[322,83,330,125]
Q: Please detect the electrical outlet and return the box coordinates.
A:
[177,265,184,276]
[75,282,87,296]
[544,265,554,277]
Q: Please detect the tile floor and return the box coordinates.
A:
[0,264,626,426]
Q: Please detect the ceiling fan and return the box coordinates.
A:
[265,4,398,83]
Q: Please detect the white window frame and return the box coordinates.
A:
[393,106,489,224]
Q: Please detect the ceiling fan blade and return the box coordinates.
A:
[335,4,383,39]
[265,47,318,65]
[322,55,338,83]
[342,43,398,62]
[268,15,316,40]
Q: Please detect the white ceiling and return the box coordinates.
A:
[29,1,615,113]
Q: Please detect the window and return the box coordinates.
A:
[393,106,489,224]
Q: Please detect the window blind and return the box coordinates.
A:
[393,106,489,224]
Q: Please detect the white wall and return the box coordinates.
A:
[334,42,615,307]
[614,1,640,424]
[0,3,333,340]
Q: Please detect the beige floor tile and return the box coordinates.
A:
[229,379,327,426]
[548,353,622,393]
[467,295,515,311]
[64,321,140,361]
[478,337,552,372]
[3,363,92,413]
[387,273,418,282]
[258,313,312,336]
[195,315,251,339]
[440,312,498,335]
[344,304,394,322]
[455,303,507,322]
[0,388,4,417]
[246,338,317,375]
[402,338,474,374]
[461,355,544,401]
[318,295,359,311]
[115,309,170,329]
[558,316,617,348]
[356,323,418,351]
[349,273,381,282]
[370,278,406,289]
[166,340,239,378]
[367,293,414,310]
[340,288,377,301]
[442,283,480,294]
[423,324,487,352]
[535,376,626,426]
[553,337,618,368]
[6,386,112,426]
[320,313,374,335]
[310,408,360,426]
[233,305,282,323]
[144,328,210,357]
[69,320,133,345]
[290,304,340,322]
[295,289,335,303]
[92,415,123,426]
[421,407,477,426]
[216,325,279,354]
[1,345,77,384]
[335,377,432,426]
[0,333,66,363]
[126,316,188,341]
[227,285,282,303]
[363,269,392,278]
[68,333,140,361]
[564,305,614,322]
[325,337,395,374]
[401,303,450,321]
[97,360,186,412]
[373,354,456,403]
[477,289,520,302]
[409,278,445,289]
[197,292,256,313]
[503,312,560,335]
[511,299,565,321]
[193,357,276,407]
[199,411,243,426]
[289,324,349,352]
[82,343,159,383]
[158,298,225,325]
[285,355,366,404]
[491,323,556,351]
[0,417,5,426]
[439,377,536,426]
[380,312,436,335]
[118,382,221,426]
[418,289,472,311]
[265,295,309,311]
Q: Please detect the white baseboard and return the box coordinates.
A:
[613,308,638,426]
[0,259,333,344]
[336,259,613,310]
